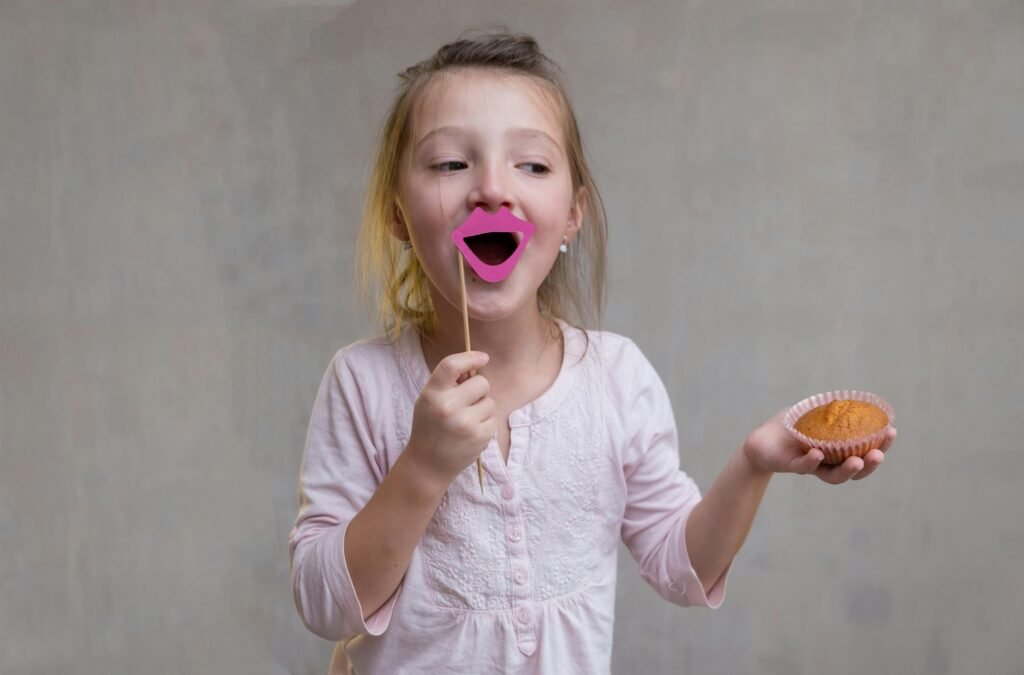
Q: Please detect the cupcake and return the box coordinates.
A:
[783,390,894,465]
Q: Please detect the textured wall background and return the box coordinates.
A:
[2,1,1022,673]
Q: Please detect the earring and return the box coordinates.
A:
[559,236,569,253]
[401,240,413,251]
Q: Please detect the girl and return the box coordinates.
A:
[289,31,896,675]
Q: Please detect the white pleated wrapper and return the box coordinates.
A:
[783,390,895,465]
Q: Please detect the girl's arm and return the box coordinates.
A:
[684,411,895,592]
[345,349,495,618]
[342,448,448,618]
[683,446,771,592]
[289,349,493,640]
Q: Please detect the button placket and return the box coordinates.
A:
[499,430,535,655]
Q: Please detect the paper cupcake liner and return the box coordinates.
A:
[783,390,895,465]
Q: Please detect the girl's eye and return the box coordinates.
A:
[432,161,467,172]
[520,162,550,175]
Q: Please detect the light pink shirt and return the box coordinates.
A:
[288,321,729,674]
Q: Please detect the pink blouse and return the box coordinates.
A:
[288,321,729,674]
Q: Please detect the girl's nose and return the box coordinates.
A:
[468,161,514,212]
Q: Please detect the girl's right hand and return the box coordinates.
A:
[405,351,495,489]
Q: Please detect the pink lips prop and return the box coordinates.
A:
[450,207,536,283]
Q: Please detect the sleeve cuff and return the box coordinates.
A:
[324,522,403,637]
[663,507,731,609]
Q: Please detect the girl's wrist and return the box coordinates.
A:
[738,440,774,479]
[395,442,453,502]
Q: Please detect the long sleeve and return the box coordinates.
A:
[614,339,729,609]
[287,347,402,642]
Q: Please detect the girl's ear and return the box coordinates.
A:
[391,202,410,241]
[567,187,587,244]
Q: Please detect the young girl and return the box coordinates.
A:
[289,32,896,675]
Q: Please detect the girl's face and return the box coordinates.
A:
[398,69,582,325]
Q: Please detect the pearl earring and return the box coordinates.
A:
[559,237,569,253]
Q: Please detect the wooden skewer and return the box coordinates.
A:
[459,253,485,493]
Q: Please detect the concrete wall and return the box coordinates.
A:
[2,1,1021,673]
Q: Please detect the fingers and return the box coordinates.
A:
[420,352,493,424]
[463,384,495,423]
[877,427,898,454]
[813,455,865,484]
[850,430,894,480]
[784,426,895,484]
[789,448,824,474]
[851,448,885,481]
[851,427,894,479]
[447,373,491,408]
[419,373,492,432]
[434,351,489,386]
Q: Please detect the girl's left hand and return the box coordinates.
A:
[742,408,897,484]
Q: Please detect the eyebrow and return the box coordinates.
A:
[506,127,563,152]
[414,126,469,151]
[414,126,563,153]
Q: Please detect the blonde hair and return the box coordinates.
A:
[357,30,608,339]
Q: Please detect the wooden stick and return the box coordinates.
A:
[459,254,485,493]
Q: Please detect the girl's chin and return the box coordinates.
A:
[459,300,520,322]
[459,294,532,323]
[431,272,537,320]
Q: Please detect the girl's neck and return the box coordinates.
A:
[419,304,561,375]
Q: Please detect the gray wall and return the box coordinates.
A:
[2,1,1022,673]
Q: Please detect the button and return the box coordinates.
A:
[501,485,515,500]
[509,527,523,542]
[513,570,527,585]
[516,607,532,625]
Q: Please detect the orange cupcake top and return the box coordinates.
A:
[794,399,888,442]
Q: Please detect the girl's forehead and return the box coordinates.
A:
[411,70,565,143]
